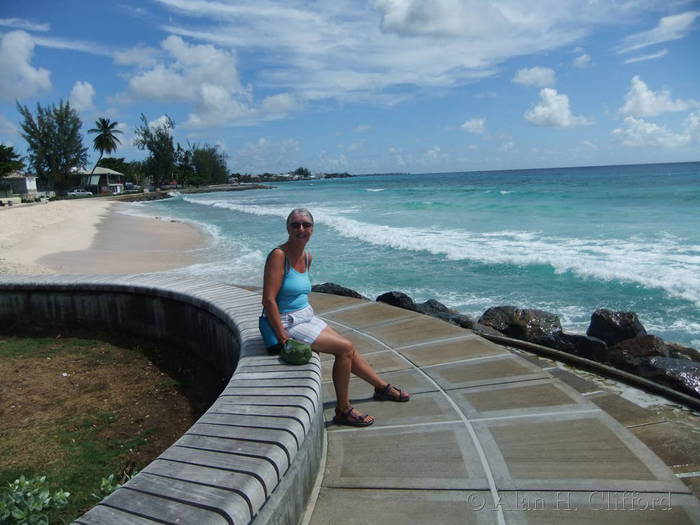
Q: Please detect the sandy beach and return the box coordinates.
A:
[0,199,207,275]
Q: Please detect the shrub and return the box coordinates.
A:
[0,475,70,525]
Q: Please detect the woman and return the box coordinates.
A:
[262,208,410,427]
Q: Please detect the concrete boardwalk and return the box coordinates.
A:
[305,292,700,524]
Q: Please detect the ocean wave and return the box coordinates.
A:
[366,188,384,192]
[180,198,700,305]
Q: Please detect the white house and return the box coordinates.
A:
[80,167,125,194]
[3,172,38,197]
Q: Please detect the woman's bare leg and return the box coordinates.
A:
[312,326,387,409]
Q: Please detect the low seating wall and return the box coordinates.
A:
[0,275,324,525]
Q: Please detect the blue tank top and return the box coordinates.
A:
[276,252,311,313]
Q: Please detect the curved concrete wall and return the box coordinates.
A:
[0,275,323,525]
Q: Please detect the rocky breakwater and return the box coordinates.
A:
[479,306,700,401]
[311,283,700,402]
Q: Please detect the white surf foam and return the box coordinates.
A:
[180,198,700,306]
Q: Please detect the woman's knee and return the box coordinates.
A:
[336,338,355,360]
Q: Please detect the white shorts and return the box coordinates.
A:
[280,305,328,345]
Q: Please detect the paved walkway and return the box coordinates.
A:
[304,292,700,524]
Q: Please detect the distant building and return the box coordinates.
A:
[80,167,125,194]
[2,172,38,197]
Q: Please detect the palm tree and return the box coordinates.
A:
[88,118,122,191]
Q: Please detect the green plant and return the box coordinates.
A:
[90,474,119,501]
[0,475,70,525]
[90,470,137,501]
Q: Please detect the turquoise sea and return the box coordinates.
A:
[127,162,700,348]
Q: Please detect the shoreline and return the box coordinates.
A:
[0,199,209,275]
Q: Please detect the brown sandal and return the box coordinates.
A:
[333,406,374,427]
[373,383,410,402]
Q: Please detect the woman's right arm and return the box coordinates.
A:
[262,248,289,344]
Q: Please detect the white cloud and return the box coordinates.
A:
[375,0,509,38]
[154,0,655,104]
[316,152,349,172]
[69,81,96,113]
[425,145,442,160]
[354,124,371,133]
[347,142,363,152]
[612,112,700,148]
[513,67,555,87]
[0,18,49,32]
[461,118,485,134]
[114,121,130,139]
[186,84,252,128]
[31,35,112,56]
[624,49,668,64]
[119,4,150,18]
[0,31,51,101]
[573,54,591,68]
[260,93,298,119]
[525,88,589,127]
[0,113,18,138]
[620,76,699,117]
[502,141,515,152]
[388,146,406,167]
[113,45,159,67]
[617,10,700,54]
[148,115,173,131]
[125,35,250,127]
[233,137,300,173]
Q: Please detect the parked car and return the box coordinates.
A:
[67,189,93,197]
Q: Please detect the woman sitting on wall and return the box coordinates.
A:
[262,208,410,427]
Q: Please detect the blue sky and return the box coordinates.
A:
[1,0,699,174]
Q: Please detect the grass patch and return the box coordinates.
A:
[0,329,227,523]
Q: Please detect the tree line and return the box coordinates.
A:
[0,100,229,194]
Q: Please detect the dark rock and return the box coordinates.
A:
[648,357,700,399]
[604,336,700,399]
[376,292,476,329]
[312,282,367,300]
[376,291,418,311]
[478,306,562,342]
[608,335,700,369]
[449,314,476,330]
[415,299,456,315]
[587,309,646,346]
[415,298,475,328]
[536,333,608,362]
[665,341,700,362]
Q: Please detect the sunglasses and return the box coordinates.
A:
[290,221,313,229]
